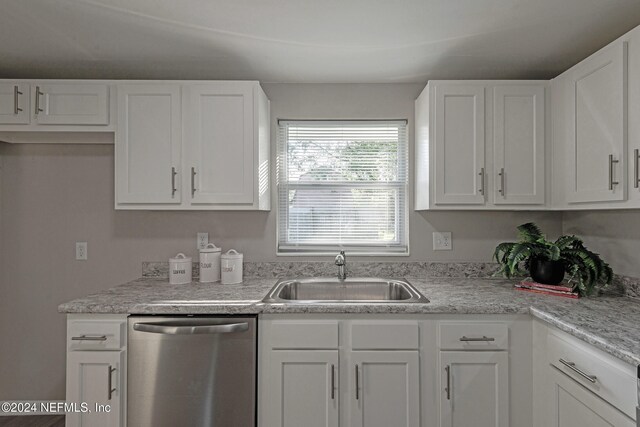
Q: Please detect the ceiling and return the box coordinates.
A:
[2,0,640,83]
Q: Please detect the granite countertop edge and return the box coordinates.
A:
[58,276,640,367]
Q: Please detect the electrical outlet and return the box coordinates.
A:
[76,242,88,260]
[433,232,452,251]
[197,233,209,250]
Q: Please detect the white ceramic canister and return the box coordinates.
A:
[221,249,243,284]
[199,243,221,283]
[169,253,192,285]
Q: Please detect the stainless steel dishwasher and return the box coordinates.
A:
[127,316,256,427]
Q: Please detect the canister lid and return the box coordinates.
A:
[200,243,221,253]
[170,253,192,262]
[221,249,243,259]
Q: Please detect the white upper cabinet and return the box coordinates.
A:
[184,83,255,206]
[115,84,182,205]
[0,83,30,124]
[115,81,270,210]
[565,42,627,204]
[32,83,110,125]
[416,81,547,210]
[433,84,486,205]
[0,80,115,132]
[493,85,545,205]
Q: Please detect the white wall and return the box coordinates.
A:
[0,83,563,400]
[562,210,640,277]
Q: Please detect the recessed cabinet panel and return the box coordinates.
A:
[115,85,181,205]
[549,367,634,427]
[434,84,486,205]
[567,42,627,203]
[350,351,420,427]
[440,351,509,427]
[493,85,545,205]
[185,83,254,205]
[33,84,109,125]
[66,351,124,427]
[0,83,30,124]
[266,350,339,427]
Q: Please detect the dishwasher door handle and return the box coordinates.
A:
[133,322,249,335]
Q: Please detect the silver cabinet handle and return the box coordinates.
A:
[609,154,619,190]
[445,365,451,400]
[498,167,505,197]
[559,358,597,383]
[191,167,197,197]
[355,364,360,400]
[14,85,23,114]
[634,149,639,189]
[35,86,43,114]
[460,335,495,342]
[107,366,116,400]
[331,364,335,400]
[478,167,485,195]
[171,167,177,197]
[71,335,107,341]
[133,321,248,335]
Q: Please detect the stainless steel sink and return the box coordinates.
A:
[262,277,429,304]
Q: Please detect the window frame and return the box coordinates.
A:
[276,119,410,256]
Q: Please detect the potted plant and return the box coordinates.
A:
[493,223,613,296]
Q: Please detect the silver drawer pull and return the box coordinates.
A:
[559,358,597,384]
[460,335,495,342]
[14,85,23,114]
[71,335,107,341]
[609,154,619,190]
[445,365,451,400]
[108,366,116,400]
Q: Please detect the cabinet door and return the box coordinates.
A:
[66,351,124,427]
[567,42,627,203]
[184,83,254,205]
[350,351,420,427]
[264,350,339,427]
[440,351,509,427]
[493,85,545,205]
[115,84,182,205]
[33,83,109,125]
[548,366,635,427]
[434,84,486,205]
[0,83,30,124]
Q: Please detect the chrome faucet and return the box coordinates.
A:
[335,250,347,280]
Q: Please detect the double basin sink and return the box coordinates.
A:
[262,277,429,304]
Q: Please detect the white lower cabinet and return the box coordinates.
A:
[350,351,420,427]
[548,366,634,427]
[267,350,339,427]
[533,320,637,427]
[65,315,127,427]
[66,351,124,427]
[439,351,509,427]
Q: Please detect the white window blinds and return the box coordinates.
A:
[278,120,408,254]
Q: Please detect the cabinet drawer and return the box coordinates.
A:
[547,332,636,419]
[68,319,125,351]
[268,320,338,349]
[351,321,419,349]
[439,321,508,350]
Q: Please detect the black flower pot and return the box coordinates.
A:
[529,258,565,285]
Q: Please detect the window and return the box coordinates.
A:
[277,120,408,254]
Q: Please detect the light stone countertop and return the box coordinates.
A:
[58,276,640,366]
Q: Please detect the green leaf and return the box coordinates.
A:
[517,223,543,242]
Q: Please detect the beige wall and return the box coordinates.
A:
[562,210,640,277]
[0,83,563,400]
